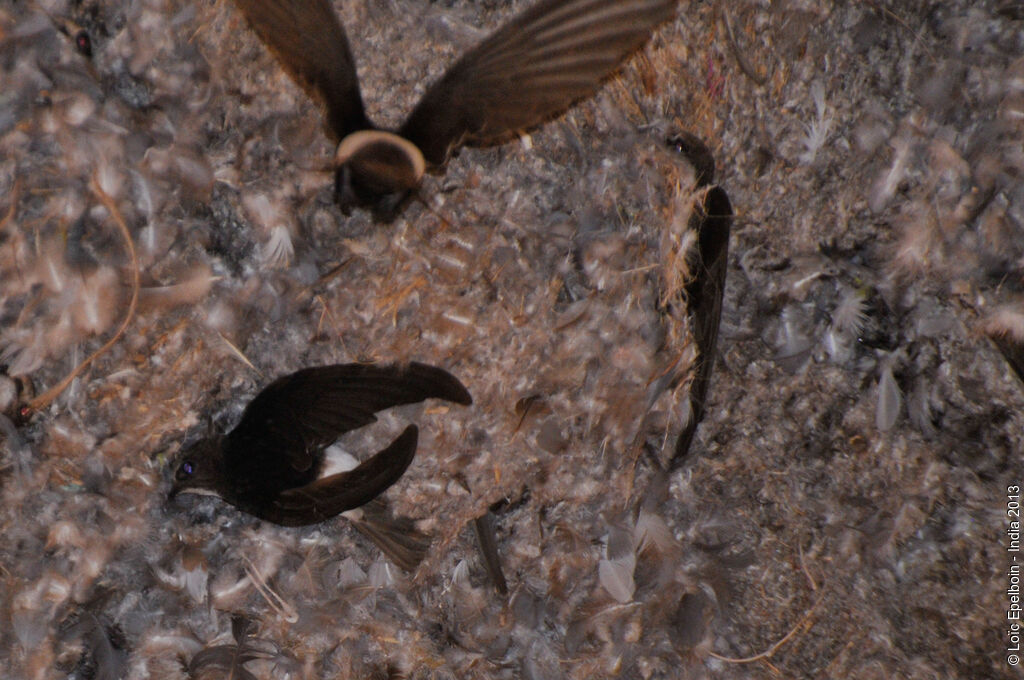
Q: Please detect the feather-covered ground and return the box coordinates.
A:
[2,0,1023,678]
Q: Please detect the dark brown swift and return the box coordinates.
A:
[228,0,678,216]
[169,362,472,568]
[665,133,732,469]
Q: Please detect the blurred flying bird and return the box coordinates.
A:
[228,0,678,217]
[169,362,472,569]
[665,133,732,468]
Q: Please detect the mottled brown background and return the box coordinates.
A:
[1,1,1022,678]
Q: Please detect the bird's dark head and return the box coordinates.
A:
[667,132,716,188]
[169,434,227,500]
[334,130,425,220]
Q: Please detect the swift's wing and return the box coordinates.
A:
[224,362,471,476]
[400,0,677,164]
[230,0,370,139]
[263,425,419,525]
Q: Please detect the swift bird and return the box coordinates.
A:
[169,362,472,569]
[666,133,732,468]
[228,0,678,217]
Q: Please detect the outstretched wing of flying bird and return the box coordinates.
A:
[231,0,369,139]
[223,362,472,478]
[400,0,678,163]
[265,425,420,525]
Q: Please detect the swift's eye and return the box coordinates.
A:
[74,30,92,58]
[180,461,195,477]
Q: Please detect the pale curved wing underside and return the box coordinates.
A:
[265,425,419,526]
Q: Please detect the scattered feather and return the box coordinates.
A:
[798,81,834,165]
[635,511,677,555]
[137,266,217,311]
[599,525,637,604]
[242,190,297,269]
[869,133,912,213]
[472,510,508,595]
[876,360,903,431]
[768,306,816,373]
